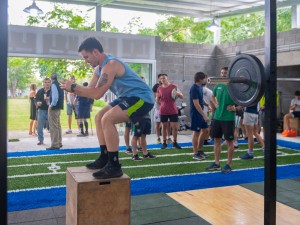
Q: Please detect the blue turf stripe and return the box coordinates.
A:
[8,164,300,212]
[8,139,300,158]
[7,143,193,158]
[277,139,300,150]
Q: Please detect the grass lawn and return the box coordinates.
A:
[8,98,103,131]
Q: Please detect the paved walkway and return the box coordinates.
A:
[8,129,300,153]
[7,129,194,152]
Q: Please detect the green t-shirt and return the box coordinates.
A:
[213,84,236,121]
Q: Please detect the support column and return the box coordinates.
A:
[264,0,277,224]
[95,5,102,31]
[0,0,8,224]
[291,5,300,29]
[214,18,221,45]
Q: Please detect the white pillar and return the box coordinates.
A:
[291,5,300,29]
[214,18,221,45]
[95,5,102,31]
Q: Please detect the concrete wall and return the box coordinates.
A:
[158,28,300,119]
[157,42,216,111]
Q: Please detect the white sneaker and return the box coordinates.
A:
[221,140,227,146]
[234,141,239,149]
[65,129,72,134]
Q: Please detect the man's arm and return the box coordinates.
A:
[211,95,218,109]
[62,63,118,99]
[193,99,209,121]
[50,84,58,107]
[88,66,100,88]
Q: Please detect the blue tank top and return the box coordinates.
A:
[98,55,154,104]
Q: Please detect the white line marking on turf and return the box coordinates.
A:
[8,153,300,179]
[8,185,66,193]
[7,147,292,168]
[47,163,61,173]
[9,162,300,192]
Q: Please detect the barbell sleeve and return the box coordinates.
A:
[207,77,252,85]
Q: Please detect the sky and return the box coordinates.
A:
[8,0,163,33]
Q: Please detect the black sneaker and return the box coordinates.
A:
[143,152,156,159]
[137,146,143,152]
[92,162,123,179]
[85,131,89,136]
[206,162,221,171]
[125,148,133,154]
[203,140,210,145]
[161,143,167,149]
[77,133,86,137]
[173,142,182,149]
[132,154,142,161]
[198,150,208,158]
[86,157,107,170]
[193,153,204,160]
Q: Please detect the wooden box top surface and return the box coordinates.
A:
[67,166,130,183]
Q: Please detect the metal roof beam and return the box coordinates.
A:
[217,0,300,18]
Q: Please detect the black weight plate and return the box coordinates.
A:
[228,54,265,107]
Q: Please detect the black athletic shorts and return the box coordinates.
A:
[211,120,235,141]
[160,114,178,123]
[133,118,151,137]
[125,122,132,128]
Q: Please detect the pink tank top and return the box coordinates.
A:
[157,84,178,115]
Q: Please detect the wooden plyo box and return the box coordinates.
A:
[66,167,131,225]
[284,118,300,135]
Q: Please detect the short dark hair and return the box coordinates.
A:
[194,72,207,83]
[221,67,228,71]
[158,73,168,79]
[44,77,50,82]
[78,37,104,53]
[295,90,300,96]
[50,73,58,81]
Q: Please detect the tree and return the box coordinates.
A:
[137,8,291,44]
[26,4,118,80]
[138,15,213,44]
[220,9,291,43]
[8,58,35,97]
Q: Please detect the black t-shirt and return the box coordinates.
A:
[152,83,160,93]
[36,88,50,110]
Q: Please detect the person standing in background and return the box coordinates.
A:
[47,73,64,150]
[206,67,236,174]
[202,79,213,145]
[156,73,183,149]
[65,75,79,134]
[36,78,51,145]
[239,103,265,159]
[29,83,37,136]
[189,72,210,160]
[75,82,94,136]
[152,78,162,144]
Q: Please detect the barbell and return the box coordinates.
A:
[207,54,265,107]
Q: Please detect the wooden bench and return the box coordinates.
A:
[66,167,131,225]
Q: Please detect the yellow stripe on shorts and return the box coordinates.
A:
[127,99,145,117]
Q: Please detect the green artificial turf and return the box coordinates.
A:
[8,144,300,191]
